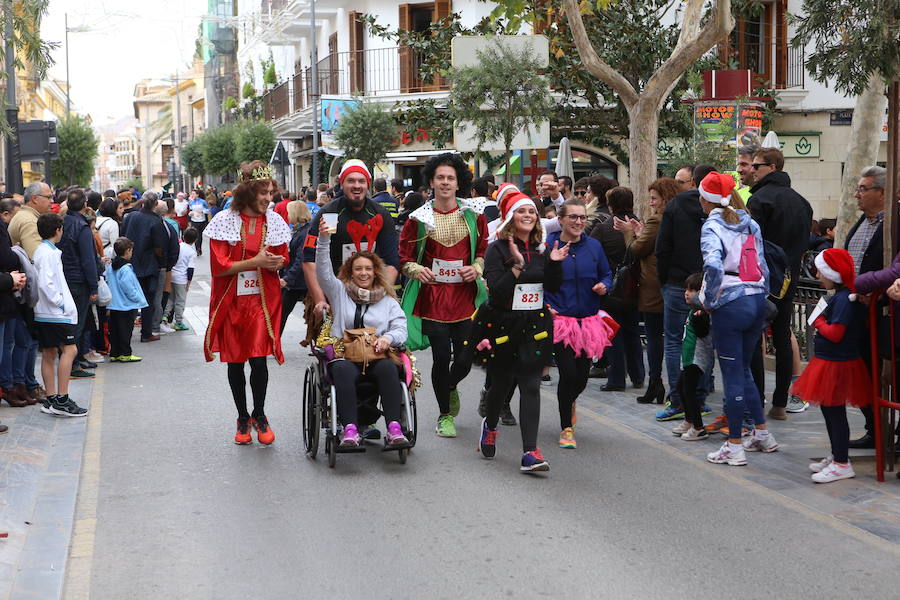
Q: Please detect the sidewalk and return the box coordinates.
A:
[0,376,94,599]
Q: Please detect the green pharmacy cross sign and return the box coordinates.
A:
[776,133,821,158]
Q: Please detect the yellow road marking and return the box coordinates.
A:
[64,369,104,598]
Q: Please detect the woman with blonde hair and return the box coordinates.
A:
[279,200,314,334]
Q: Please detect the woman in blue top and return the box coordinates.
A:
[545,198,616,449]
[697,172,778,467]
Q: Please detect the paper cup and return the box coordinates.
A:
[322,213,338,231]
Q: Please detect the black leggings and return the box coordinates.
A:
[330,359,402,426]
[423,319,474,414]
[679,364,705,429]
[227,357,268,420]
[485,362,541,452]
[279,288,307,334]
[822,405,850,463]
[554,343,590,429]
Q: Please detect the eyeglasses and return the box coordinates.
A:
[564,214,588,221]
[751,163,772,170]
[856,185,881,194]
[675,179,691,185]
[574,190,587,196]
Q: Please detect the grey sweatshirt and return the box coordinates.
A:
[316,235,407,345]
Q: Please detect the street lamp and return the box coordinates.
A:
[65,13,91,117]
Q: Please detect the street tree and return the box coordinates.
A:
[234,121,275,165]
[52,115,98,187]
[562,0,734,215]
[180,137,206,181]
[449,39,555,180]
[333,99,397,177]
[201,124,239,176]
[792,0,900,244]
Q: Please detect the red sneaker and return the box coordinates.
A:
[250,416,275,445]
[234,419,252,445]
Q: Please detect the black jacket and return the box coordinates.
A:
[844,213,884,275]
[121,210,168,278]
[655,189,705,287]
[747,171,813,276]
[162,220,179,270]
[483,238,562,311]
[281,223,311,290]
[59,211,99,294]
[0,223,19,320]
[590,211,636,271]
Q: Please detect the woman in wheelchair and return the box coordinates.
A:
[316,220,409,447]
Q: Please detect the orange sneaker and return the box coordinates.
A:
[251,416,275,445]
[704,415,728,434]
[720,425,750,438]
[234,419,252,445]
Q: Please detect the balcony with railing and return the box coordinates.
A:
[725,42,805,91]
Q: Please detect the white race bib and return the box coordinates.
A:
[512,283,543,311]
[237,270,261,296]
[432,258,463,283]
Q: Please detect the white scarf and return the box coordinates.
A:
[203,208,293,246]
[408,197,489,233]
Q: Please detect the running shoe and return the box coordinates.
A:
[811,461,855,483]
[85,351,105,363]
[655,402,684,421]
[786,395,809,413]
[704,415,728,434]
[234,418,252,445]
[363,425,381,440]
[500,404,517,426]
[107,355,122,362]
[48,395,88,418]
[541,374,552,386]
[671,420,692,436]
[681,427,709,441]
[706,441,747,466]
[558,427,576,449]
[118,355,142,363]
[340,424,362,446]
[159,323,176,334]
[40,395,55,415]
[436,414,457,437]
[173,322,190,331]
[477,387,487,418]
[478,418,497,458]
[70,369,95,379]
[250,416,275,445]
[809,455,834,473]
[520,448,550,472]
[719,425,751,438]
[742,430,779,453]
[700,404,713,416]
[448,388,460,417]
[386,421,409,446]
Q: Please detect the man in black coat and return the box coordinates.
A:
[121,192,168,343]
[746,148,813,420]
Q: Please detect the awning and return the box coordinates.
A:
[495,153,521,176]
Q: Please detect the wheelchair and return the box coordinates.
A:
[302,342,419,468]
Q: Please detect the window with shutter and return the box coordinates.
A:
[349,12,366,94]
[398,2,452,93]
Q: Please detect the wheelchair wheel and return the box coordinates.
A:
[326,433,336,468]
[398,447,408,464]
[405,388,418,446]
[302,364,320,458]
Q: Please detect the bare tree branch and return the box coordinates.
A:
[562,0,639,107]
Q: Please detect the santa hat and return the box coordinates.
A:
[815,248,858,300]
[494,184,537,235]
[699,172,737,207]
[339,159,372,185]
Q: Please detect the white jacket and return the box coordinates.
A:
[33,241,78,324]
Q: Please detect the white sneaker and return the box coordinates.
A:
[671,420,692,436]
[707,441,747,466]
[809,455,834,473]
[84,351,105,363]
[742,430,780,453]
[786,395,809,413]
[159,323,175,334]
[681,426,709,441]
[812,461,855,483]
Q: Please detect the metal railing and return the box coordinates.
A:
[739,43,805,90]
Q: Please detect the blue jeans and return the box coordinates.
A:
[710,294,768,438]
[606,305,645,387]
[662,284,691,406]
[16,318,39,388]
[643,311,664,381]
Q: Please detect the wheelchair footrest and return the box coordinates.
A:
[382,441,413,452]
[335,444,367,454]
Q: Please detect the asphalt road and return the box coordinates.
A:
[69,253,900,600]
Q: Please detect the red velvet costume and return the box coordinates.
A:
[399,205,488,323]
[205,214,289,363]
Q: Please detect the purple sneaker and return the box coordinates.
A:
[386,421,409,446]
[340,424,361,446]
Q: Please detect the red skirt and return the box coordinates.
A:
[790,357,872,408]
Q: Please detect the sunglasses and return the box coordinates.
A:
[574,190,587,196]
[751,163,772,170]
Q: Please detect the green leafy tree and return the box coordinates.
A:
[123,175,144,191]
[51,115,98,187]
[201,124,239,176]
[450,40,555,178]
[234,121,275,165]
[333,99,397,175]
[180,136,206,180]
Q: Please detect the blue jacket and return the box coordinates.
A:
[544,231,613,318]
[59,211,99,294]
[105,259,148,311]
[699,208,769,311]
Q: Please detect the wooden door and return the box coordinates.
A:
[349,12,366,94]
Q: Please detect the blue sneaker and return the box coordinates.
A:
[701,405,713,416]
[478,418,497,459]
[655,402,685,421]
[363,425,381,440]
[520,448,549,472]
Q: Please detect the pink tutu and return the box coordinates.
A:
[553,312,619,359]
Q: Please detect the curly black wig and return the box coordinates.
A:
[422,152,472,198]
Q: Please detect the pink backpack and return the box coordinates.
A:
[738,230,762,282]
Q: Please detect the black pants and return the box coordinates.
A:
[485,361,541,452]
[279,288,307,334]
[422,319,474,414]
[67,281,90,359]
[605,304,645,387]
[750,287,794,407]
[137,274,159,340]
[190,220,207,253]
[227,357,268,420]
[679,364,705,428]
[108,309,136,358]
[330,359,402,426]
[822,405,850,463]
[554,343,590,429]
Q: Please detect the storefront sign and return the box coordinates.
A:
[830,111,853,126]
[775,134,820,158]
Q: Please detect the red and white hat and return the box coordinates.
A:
[815,248,858,300]
[339,159,372,185]
[699,172,737,207]
[494,183,537,235]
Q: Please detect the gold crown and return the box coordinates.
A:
[250,164,276,181]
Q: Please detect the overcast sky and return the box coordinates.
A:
[41,0,208,128]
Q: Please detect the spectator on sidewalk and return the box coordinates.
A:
[164,228,198,332]
[33,213,88,417]
[9,181,52,259]
[0,197,29,413]
[188,190,210,255]
[153,199,180,336]
[174,191,190,234]
[96,198,122,259]
[121,192,167,344]
[278,202,311,334]
[105,237,147,362]
[274,190,292,223]
[371,178,399,220]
